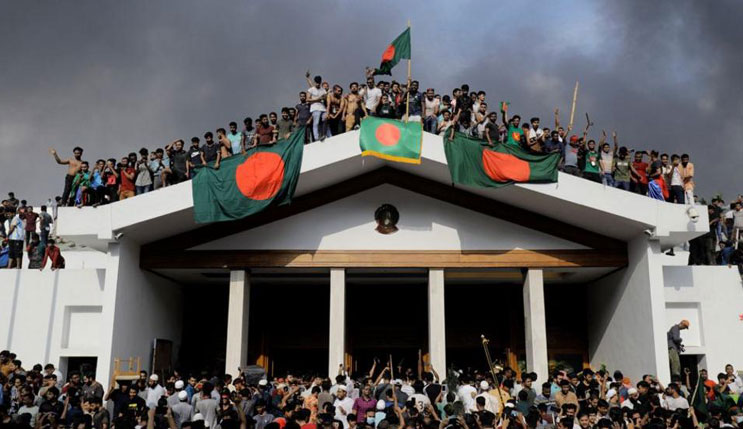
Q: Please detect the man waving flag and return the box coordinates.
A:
[373,27,411,76]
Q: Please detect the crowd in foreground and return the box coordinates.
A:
[42,70,701,209]
[2,348,743,429]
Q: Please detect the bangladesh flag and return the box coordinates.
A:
[691,378,708,417]
[443,131,559,188]
[373,28,411,76]
[192,127,305,223]
[359,117,422,164]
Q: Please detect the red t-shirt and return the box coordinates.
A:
[256,125,275,144]
[632,161,648,184]
[23,212,39,232]
[120,167,135,191]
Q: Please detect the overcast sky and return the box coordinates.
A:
[1,1,741,204]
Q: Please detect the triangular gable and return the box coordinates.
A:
[140,168,627,270]
[192,184,588,251]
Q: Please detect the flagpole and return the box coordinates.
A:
[568,81,579,130]
[688,375,702,417]
[405,20,411,123]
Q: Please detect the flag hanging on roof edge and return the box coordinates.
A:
[192,127,305,224]
[443,131,559,188]
[359,117,422,164]
[373,27,411,76]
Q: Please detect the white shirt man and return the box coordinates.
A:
[145,375,166,409]
[308,86,327,113]
[362,85,382,113]
[172,391,193,428]
[457,382,478,412]
[333,386,355,429]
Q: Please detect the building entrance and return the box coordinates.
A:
[346,270,428,374]
[248,282,329,377]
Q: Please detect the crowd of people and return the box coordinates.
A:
[689,196,743,270]
[0,193,64,270]
[42,70,702,209]
[2,347,743,429]
[1,70,740,270]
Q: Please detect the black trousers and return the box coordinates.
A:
[60,174,75,206]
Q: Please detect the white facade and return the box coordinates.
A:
[1,130,740,386]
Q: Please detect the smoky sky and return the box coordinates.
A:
[1,0,741,204]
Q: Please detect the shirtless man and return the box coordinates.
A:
[216,128,232,159]
[326,85,344,136]
[50,146,84,207]
[342,82,367,132]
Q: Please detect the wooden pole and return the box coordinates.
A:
[405,20,411,123]
[568,81,579,129]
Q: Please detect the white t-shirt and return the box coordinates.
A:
[527,127,544,140]
[671,166,684,186]
[364,87,382,112]
[409,393,431,412]
[664,395,689,411]
[308,87,327,113]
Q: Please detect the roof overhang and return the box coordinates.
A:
[57,130,708,252]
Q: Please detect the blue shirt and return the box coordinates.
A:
[9,215,24,241]
[407,91,423,116]
[149,156,170,177]
[90,171,103,189]
[542,139,564,155]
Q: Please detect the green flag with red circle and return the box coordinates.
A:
[192,127,305,223]
[373,28,411,76]
[443,131,559,188]
[359,117,423,164]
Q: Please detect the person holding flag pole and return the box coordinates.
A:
[370,23,412,121]
[359,24,422,165]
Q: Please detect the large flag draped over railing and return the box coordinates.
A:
[443,131,560,188]
[192,128,305,223]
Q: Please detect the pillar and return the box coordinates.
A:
[328,268,346,377]
[523,269,548,381]
[428,269,447,374]
[225,271,250,376]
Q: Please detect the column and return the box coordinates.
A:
[523,269,548,381]
[225,271,250,376]
[328,268,346,377]
[428,269,447,374]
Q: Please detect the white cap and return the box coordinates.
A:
[393,379,403,386]
[480,381,490,390]
[337,385,347,392]
[150,374,159,382]
[628,388,638,395]
[178,391,188,401]
[258,379,268,386]
[175,380,185,390]
[606,389,617,399]
[376,399,386,410]
[504,402,515,409]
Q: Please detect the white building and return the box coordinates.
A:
[1,130,742,387]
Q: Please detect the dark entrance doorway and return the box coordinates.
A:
[248,281,329,377]
[445,281,523,372]
[346,270,428,374]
